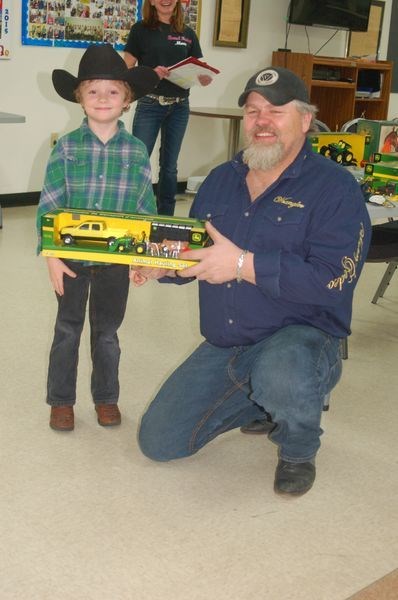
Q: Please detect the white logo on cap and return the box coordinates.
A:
[255,69,279,87]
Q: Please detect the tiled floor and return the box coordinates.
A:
[1,204,397,600]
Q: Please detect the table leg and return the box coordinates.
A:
[227,119,241,160]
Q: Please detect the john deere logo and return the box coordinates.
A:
[255,69,279,87]
[191,232,202,243]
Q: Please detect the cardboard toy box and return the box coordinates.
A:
[364,160,398,180]
[373,152,398,163]
[40,208,209,270]
[356,119,398,161]
[307,132,366,165]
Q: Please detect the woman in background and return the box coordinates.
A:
[124,0,212,216]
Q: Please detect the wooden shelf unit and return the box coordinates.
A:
[271,52,393,131]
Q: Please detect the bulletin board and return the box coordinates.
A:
[21,0,143,50]
[21,0,201,50]
[0,0,11,58]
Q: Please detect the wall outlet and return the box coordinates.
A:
[50,133,58,147]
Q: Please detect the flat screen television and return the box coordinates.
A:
[288,0,372,32]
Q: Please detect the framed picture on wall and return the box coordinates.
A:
[348,0,385,58]
[213,0,250,48]
[181,0,202,37]
[21,0,143,50]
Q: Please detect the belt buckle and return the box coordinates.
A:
[159,96,176,105]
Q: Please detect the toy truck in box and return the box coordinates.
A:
[41,208,210,270]
[60,220,131,247]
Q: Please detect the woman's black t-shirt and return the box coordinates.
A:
[124,21,203,97]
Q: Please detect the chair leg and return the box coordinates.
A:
[371,261,398,304]
[340,338,348,360]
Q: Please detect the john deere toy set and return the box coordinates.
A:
[359,123,398,201]
[40,208,210,269]
[309,119,398,204]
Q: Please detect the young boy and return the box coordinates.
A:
[37,44,159,431]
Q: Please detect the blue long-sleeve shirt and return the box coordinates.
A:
[187,140,371,347]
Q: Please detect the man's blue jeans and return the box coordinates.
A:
[132,96,190,216]
[46,261,130,407]
[139,325,342,463]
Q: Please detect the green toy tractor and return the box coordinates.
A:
[320,140,356,166]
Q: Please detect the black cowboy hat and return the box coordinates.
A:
[52,43,159,103]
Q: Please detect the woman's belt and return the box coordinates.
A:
[146,94,186,105]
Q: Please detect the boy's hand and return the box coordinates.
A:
[129,266,170,287]
[46,257,76,296]
[129,269,148,287]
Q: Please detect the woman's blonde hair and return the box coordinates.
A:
[142,0,184,32]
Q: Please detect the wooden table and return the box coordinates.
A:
[0,111,26,124]
[367,202,398,222]
[189,107,243,160]
[0,112,26,228]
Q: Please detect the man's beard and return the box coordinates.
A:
[242,136,284,171]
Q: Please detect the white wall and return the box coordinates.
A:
[0,0,395,196]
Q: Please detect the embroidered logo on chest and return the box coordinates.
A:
[273,196,304,209]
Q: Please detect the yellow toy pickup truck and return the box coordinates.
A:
[60,220,130,247]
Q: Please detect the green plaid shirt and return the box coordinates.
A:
[37,118,156,250]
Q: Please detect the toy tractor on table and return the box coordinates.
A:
[320,140,356,166]
[360,177,398,202]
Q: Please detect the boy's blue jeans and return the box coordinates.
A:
[139,325,342,463]
[132,96,190,216]
[46,261,129,407]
